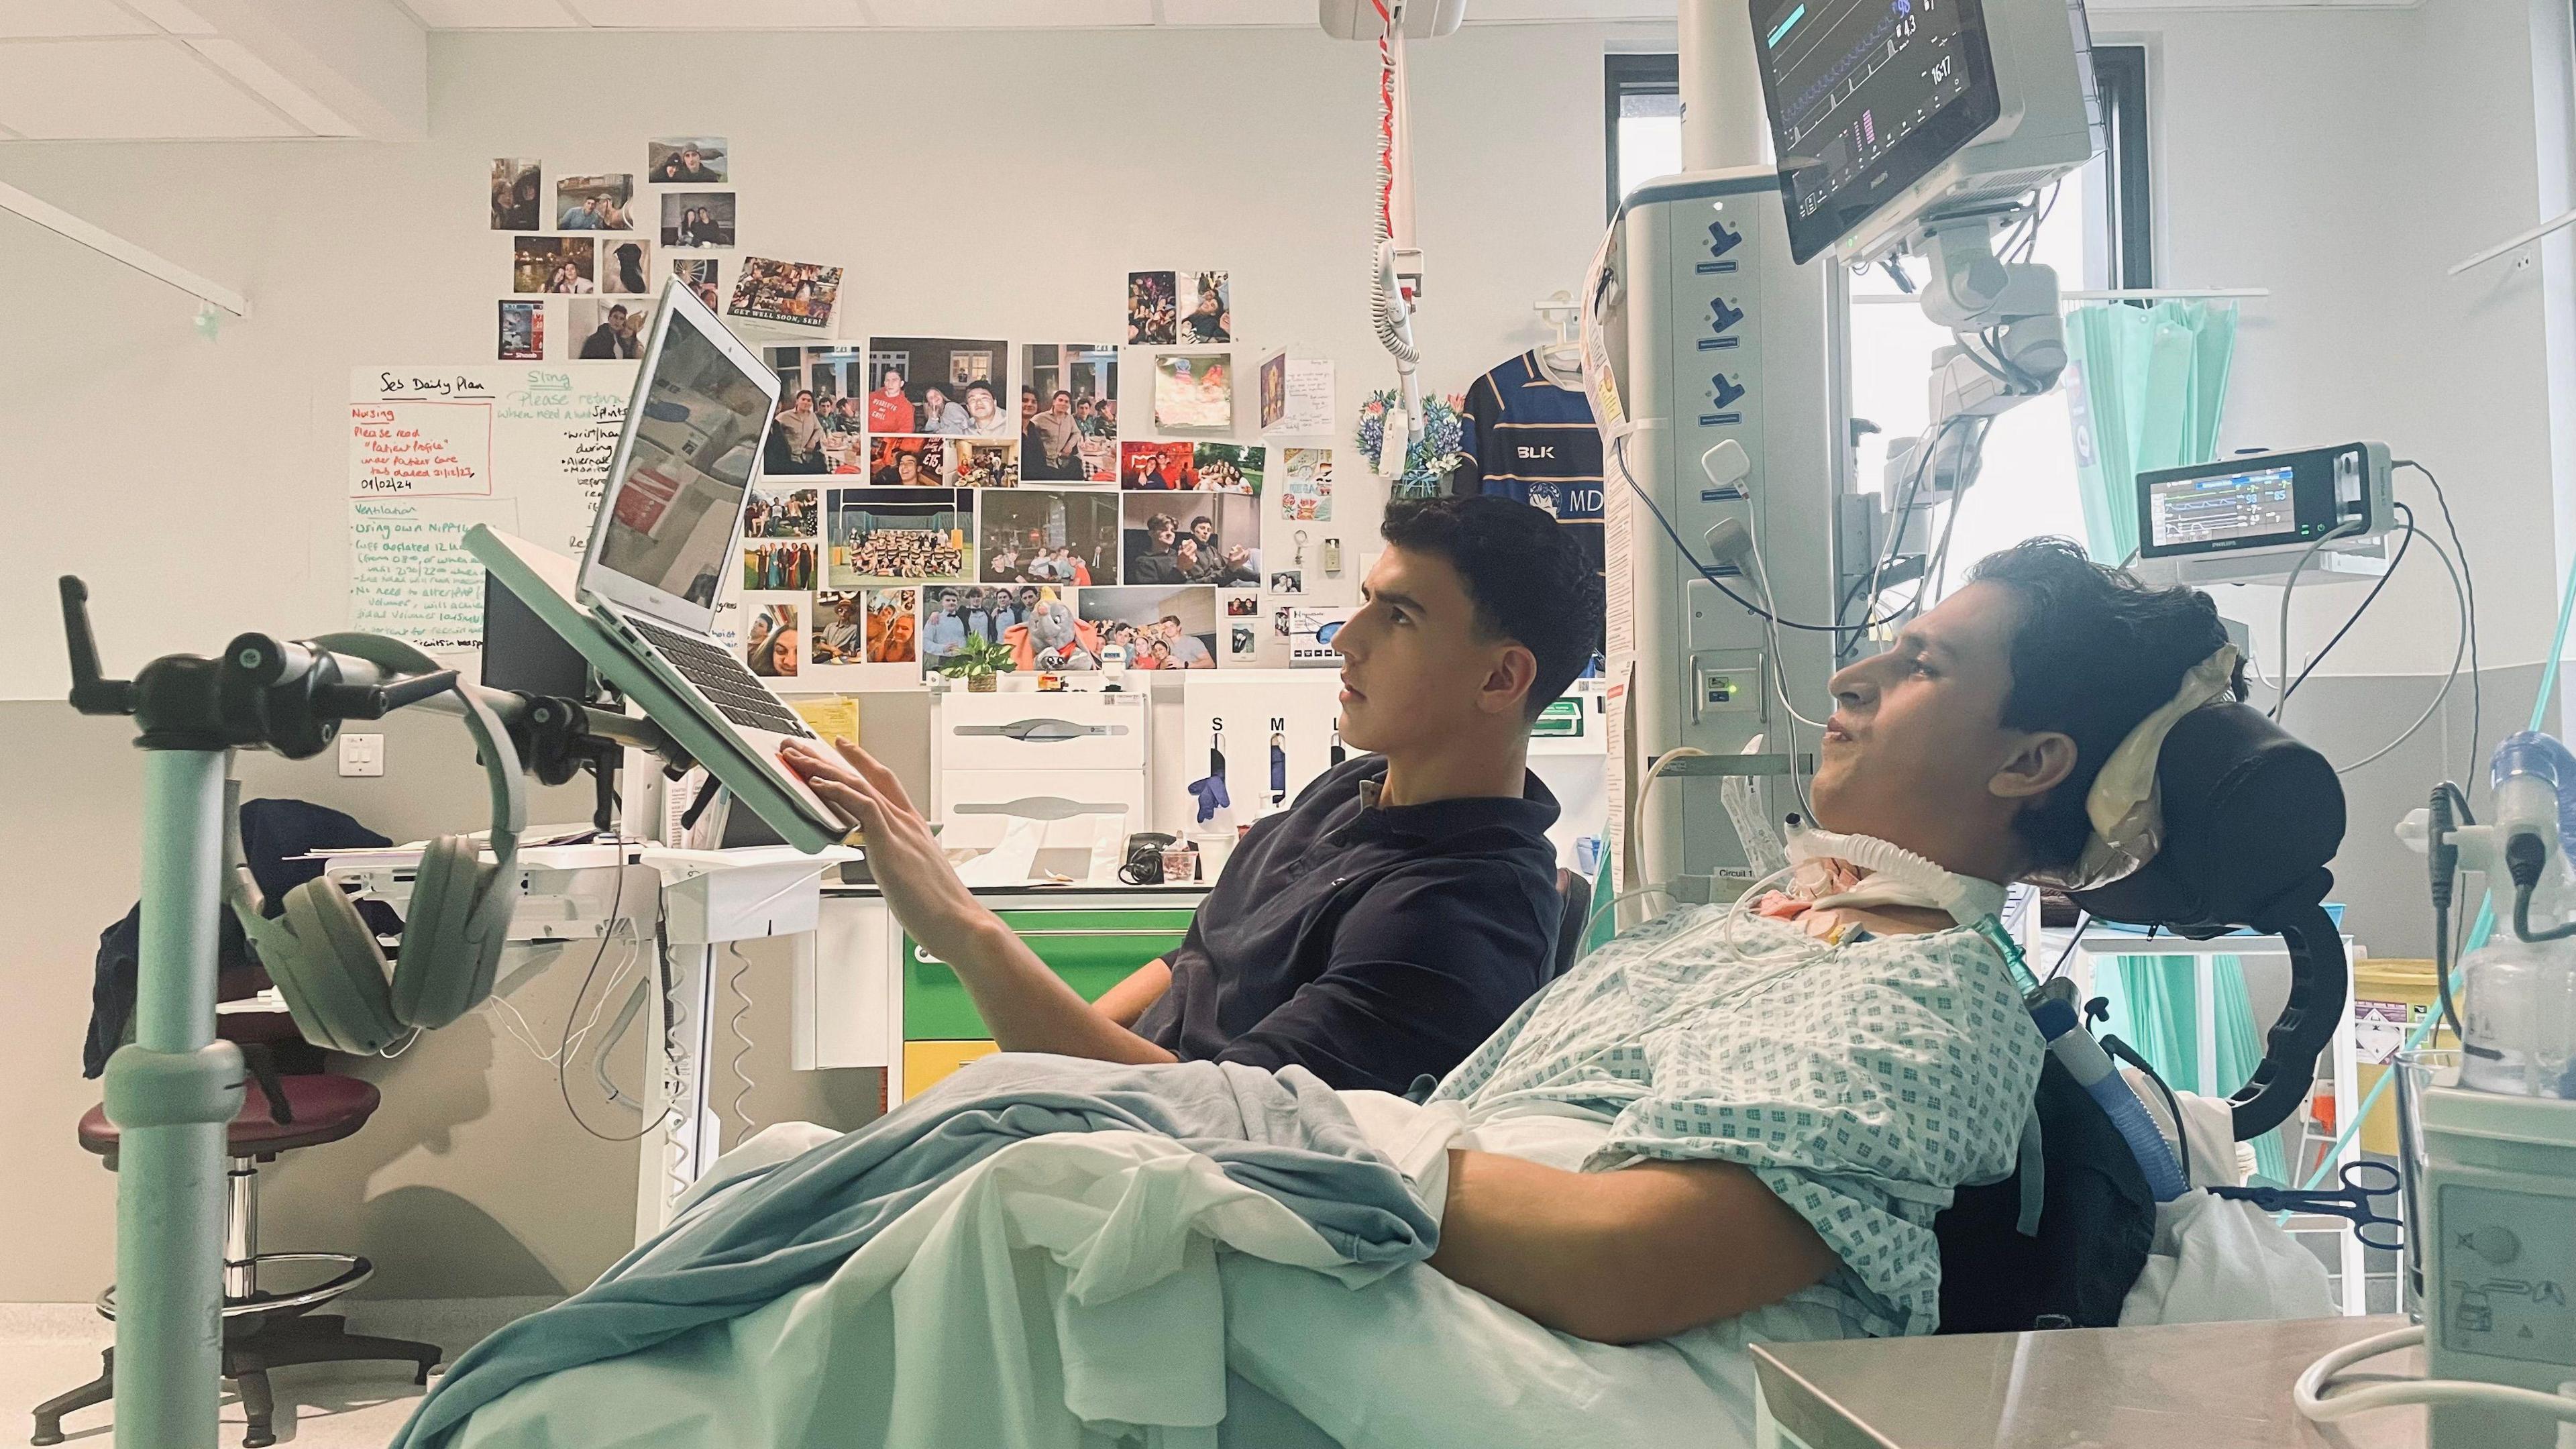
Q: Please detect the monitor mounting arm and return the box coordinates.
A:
[1883,211,2067,498]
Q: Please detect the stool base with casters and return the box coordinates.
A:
[32,1075,443,1448]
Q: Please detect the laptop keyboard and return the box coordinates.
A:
[628,618,816,739]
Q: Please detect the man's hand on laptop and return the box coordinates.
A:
[780,737,987,963]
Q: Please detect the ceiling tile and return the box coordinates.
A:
[398,0,582,24]
[1159,0,1308,23]
[0,36,301,137]
[0,0,152,38]
[117,0,216,34]
[1464,0,1674,17]
[561,0,869,24]
[867,0,1150,23]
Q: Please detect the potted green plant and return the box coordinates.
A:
[935,634,1015,693]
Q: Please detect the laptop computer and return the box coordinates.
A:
[489,276,846,849]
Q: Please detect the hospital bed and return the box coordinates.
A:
[423,696,2351,1449]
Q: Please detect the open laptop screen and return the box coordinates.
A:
[586,281,776,623]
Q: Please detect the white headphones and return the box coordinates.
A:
[226,636,527,1056]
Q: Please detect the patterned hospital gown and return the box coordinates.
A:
[1430,904,2045,1338]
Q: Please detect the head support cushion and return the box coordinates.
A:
[2068,700,2347,1140]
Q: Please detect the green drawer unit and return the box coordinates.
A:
[902,908,1197,1040]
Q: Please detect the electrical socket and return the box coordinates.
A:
[338,733,384,777]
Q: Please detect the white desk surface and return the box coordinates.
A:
[1754,1315,2424,1449]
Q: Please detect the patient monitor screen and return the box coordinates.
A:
[2147,466,2297,549]
[592,312,771,611]
[1753,0,2002,263]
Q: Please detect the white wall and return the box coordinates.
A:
[0,20,1644,1303]
[2113,0,2575,682]
[0,21,1636,699]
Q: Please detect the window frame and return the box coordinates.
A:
[1603,52,1680,223]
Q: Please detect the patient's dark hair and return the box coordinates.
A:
[1380,494,1601,720]
[1966,539,2246,870]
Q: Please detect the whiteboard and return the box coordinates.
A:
[345,364,635,660]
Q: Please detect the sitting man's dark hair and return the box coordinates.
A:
[1966,537,2247,869]
[1379,494,1602,720]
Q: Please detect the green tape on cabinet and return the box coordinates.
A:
[902,909,1198,1040]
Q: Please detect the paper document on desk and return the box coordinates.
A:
[953,814,1043,885]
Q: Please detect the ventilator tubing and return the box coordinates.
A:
[2031,996,2190,1201]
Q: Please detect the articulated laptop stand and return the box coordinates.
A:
[466,525,852,853]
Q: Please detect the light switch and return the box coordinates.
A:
[338,733,384,777]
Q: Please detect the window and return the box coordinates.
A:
[1603,46,2156,572]
[1605,53,1680,220]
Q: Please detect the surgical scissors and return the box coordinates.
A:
[2210,1161,2403,1250]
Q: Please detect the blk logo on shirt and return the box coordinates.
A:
[1517,445,1556,460]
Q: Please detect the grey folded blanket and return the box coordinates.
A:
[393,1053,1440,1449]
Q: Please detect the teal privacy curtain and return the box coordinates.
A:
[2088,953,2290,1183]
[2063,301,2239,561]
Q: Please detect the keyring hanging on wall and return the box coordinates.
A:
[1293,531,1309,568]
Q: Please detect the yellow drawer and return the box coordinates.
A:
[903,1038,1000,1100]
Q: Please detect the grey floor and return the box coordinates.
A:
[2,1301,542,1448]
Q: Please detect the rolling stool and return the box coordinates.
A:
[32,1071,441,1448]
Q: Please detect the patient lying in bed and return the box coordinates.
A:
[402,541,2246,1446]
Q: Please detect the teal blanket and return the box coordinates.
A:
[392,1054,1439,1449]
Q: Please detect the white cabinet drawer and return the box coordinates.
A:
[935,693,1148,772]
[936,769,1146,852]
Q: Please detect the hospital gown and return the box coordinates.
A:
[1431,904,2046,1338]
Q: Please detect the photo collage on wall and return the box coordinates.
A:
[492,138,744,362]
[486,152,1296,686]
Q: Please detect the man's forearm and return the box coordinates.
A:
[1429,1149,1839,1346]
[937,914,1176,1064]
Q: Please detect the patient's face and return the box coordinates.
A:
[1811,581,2057,878]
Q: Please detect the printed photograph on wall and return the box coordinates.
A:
[1078,586,1218,671]
[567,297,651,359]
[1122,493,1258,588]
[954,439,1019,490]
[862,588,918,663]
[741,540,816,593]
[1119,439,1196,491]
[511,235,594,294]
[554,173,636,231]
[1279,447,1332,520]
[497,300,544,361]
[980,489,1116,586]
[648,136,729,184]
[673,257,720,311]
[1225,591,1260,616]
[743,483,819,539]
[763,344,869,471]
[490,158,541,230]
[600,238,653,295]
[1179,270,1230,343]
[920,585,1094,676]
[1258,350,1287,431]
[729,257,841,331]
[826,488,971,587]
[864,337,1012,438]
[739,596,802,680]
[661,191,736,248]
[1230,623,1258,661]
[1126,270,1177,345]
[1021,343,1120,482]
[1152,352,1233,432]
[867,435,949,487]
[1269,568,1304,595]
[1191,441,1264,496]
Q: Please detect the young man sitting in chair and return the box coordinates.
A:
[784,494,1604,1095]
